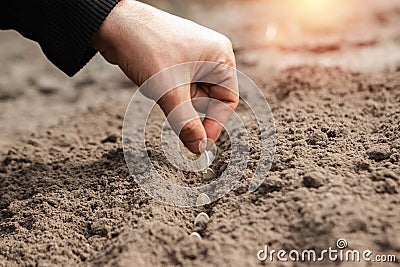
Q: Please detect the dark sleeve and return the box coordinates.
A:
[0,0,121,77]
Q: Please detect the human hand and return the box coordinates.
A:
[91,0,238,153]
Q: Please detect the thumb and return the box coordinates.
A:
[157,84,207,154]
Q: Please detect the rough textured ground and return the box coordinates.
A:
[0,66,399,267]
[1,0,400,266]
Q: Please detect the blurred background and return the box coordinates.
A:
[1,0,399,150]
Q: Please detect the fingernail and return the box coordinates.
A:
[198,138,215,152]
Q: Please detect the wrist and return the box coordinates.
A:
[91,1,119,53]
[91,0,140,53]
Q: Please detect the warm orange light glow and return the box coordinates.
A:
[263,0,354,46]
[303,0,329,10]
[265,23,277,42]
[285,0,350,32]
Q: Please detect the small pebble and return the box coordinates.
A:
[367,144,391,162]
[197,151,210,171]
[306,132,328,146]
[196,193,211,207]
[197,151,214,171]
[303,172,325,189]
[189,232,202,240]
[101,134,119,144]
[194,212,210,226]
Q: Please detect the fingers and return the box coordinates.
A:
[190,83,210,114]
[157,84,207,154]
[190,61,239,145]
[144,62,238,154]
[190,65,239,148]
[203,83,239,144]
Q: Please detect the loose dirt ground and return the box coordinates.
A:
[0,0,399,266]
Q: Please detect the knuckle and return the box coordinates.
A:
[231,99,239,110]
[223,36,233,51]
[180,119,200,135]
[219,36,233,54]
[227,96,239,111]
[212,33,232,52]
[232,94,239,106]
[215,35,235,67]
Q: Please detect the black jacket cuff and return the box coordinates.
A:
[1,0,121,76]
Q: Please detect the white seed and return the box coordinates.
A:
[203,168,217,179]
[189,232,202,240]
[196,193,211,207]
[194,212,210,226]
[196,152,210,171]
[206,150,214,163]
